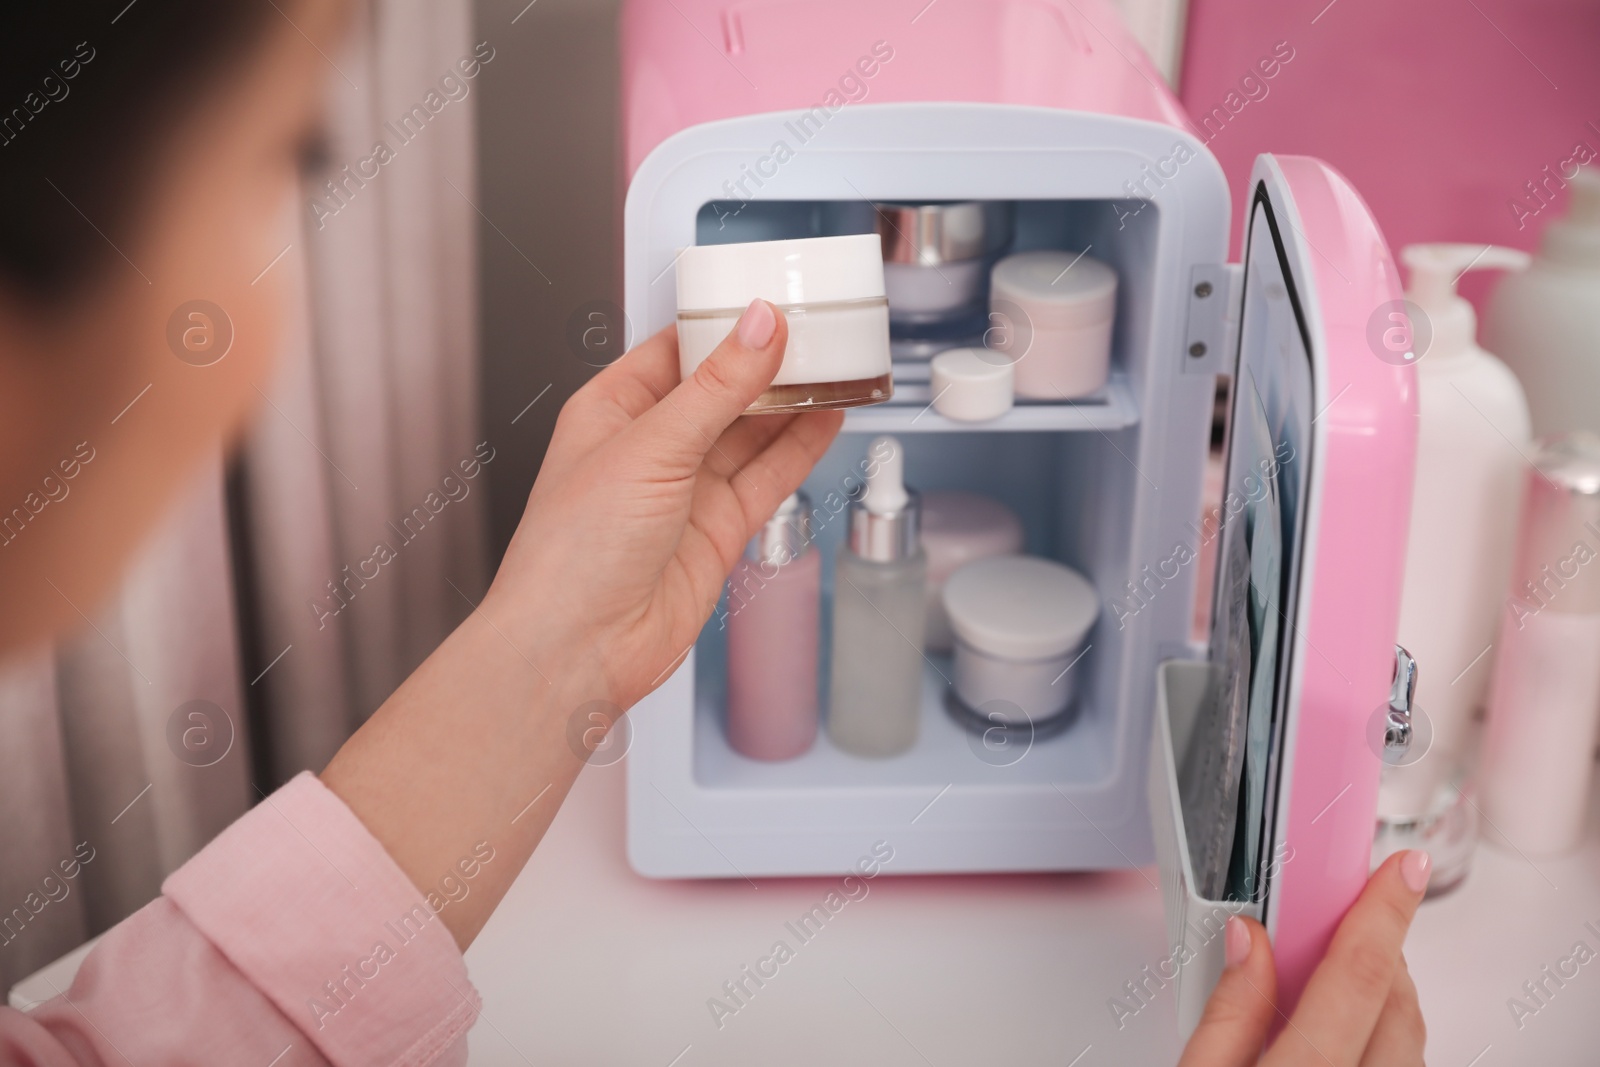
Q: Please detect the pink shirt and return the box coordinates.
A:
[0,773,480,1065]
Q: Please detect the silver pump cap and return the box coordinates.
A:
[747,491,813,567]
[1509,432,1600,616]
[873,201,1013,266]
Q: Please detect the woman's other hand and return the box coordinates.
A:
[1178,849,1431,1066]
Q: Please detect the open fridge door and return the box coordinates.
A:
[1150,155,1417,1033]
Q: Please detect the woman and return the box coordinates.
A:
[0,3,1427,1064]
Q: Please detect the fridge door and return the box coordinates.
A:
[1150,154,1416,1032]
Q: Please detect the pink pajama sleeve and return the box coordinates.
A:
[0,772,479,1066]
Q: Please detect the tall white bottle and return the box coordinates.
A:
[1378,244,1533,822]
[1484,168,1600,438]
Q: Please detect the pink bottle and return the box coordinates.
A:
[726,492,819,761]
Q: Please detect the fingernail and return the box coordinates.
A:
[1400,849,1432,894]
[736,298,777,349]
[1224,916,1251,969]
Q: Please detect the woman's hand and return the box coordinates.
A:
[324,300,842,949]
[1178,850,1431,1066]
[485,298,843,709]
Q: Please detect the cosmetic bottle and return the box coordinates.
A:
[675,234,892,413]
[1479,433,1600,857]
[725,492,820,761]
[918,490,1025,653]
[1484,167,1600,438]
[829,436,927,758]
[1378,244,1532,830]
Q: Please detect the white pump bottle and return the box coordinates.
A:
[1379,244,1533,822]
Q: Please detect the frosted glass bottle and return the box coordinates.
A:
[830,549,927,757]
[828,436,927,758]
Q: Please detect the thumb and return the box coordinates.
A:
[1177,916,1278,1067]
[632,298,788,470]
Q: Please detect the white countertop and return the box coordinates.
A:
[462,766,1600,1066]
[12,765,1598,1063]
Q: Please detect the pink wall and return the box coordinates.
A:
[1179,0,1600,307]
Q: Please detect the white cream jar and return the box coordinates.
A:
[989,250,1118,400]
[942,555,1099,726]
[675,234,893,414]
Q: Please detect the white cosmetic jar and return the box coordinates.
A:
[675,234,893,414]
[874,201,1013,324]
[930,348,1014,423]
[989,250,1118,400]
[942,555,1099,726]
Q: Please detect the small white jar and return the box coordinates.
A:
[930,348,1014,422]
[942,555,1099,726]
[675,234,892,414]
[989,250,1118,400]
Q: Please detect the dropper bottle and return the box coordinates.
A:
[828,435,927,758]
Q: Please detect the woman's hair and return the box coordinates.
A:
[0,4,281,299]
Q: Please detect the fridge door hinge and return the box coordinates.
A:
[1181,263,1241,376]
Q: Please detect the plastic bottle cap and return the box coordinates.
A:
[930,348,1014,422]
[674,234,885,310]
[942,556,1100,661]
[748,491,813,566]
[1401,243,1529,361]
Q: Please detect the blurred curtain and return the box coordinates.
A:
[0,0,486,992]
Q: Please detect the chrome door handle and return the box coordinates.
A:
[1386,645,1418,754]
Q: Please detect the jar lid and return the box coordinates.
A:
[930,349,1014,423]
[942,555,1099,661]
[919,490,1024,586]
[675,234,885,311]
[990,250,1118,328]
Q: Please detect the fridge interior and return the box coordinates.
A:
[687,196,1178,796]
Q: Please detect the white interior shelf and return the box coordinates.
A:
[844,369,1139,433]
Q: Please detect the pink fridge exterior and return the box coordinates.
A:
[619,0,1416,1024]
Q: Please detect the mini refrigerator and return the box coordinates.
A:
[618,0,1417,1025]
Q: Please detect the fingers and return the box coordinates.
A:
[728,410,844,535]
[545,324,683,465]
[628,299,788,475]
[702,411,798,484]
[672,410,845,611]
[583,322,682,421]
[1178,916,1279,1067]
[1357,956,1426,1067]
[1268,850,1429,1067]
